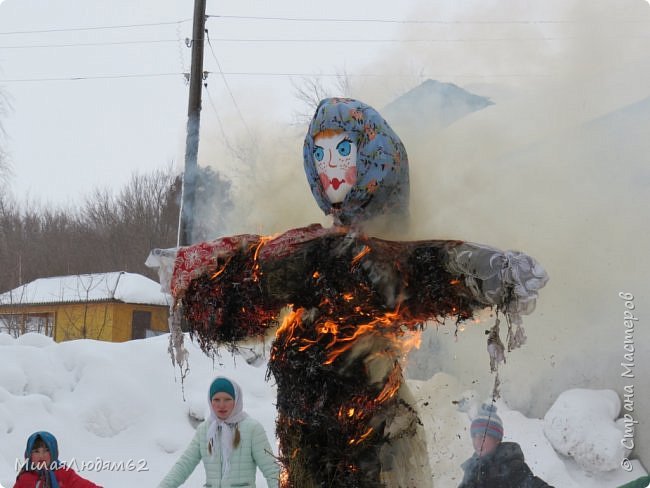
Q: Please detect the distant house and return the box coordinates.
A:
[0,272,171,342]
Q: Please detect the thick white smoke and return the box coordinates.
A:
[195,0,650,466]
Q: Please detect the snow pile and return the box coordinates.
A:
[0,332,647,487]
[0,332,277,488]
[544,388,631,472]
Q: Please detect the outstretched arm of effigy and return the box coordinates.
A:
[178,234,286,345]
[145,234,264,300]
[147,233,284,351]
[151,225,336,348]
[443,242,549,325]
[386,238,547,328]
[396,239,548,370]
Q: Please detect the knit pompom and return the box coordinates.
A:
[470,403,504,441]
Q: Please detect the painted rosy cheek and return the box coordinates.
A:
[345,166,357,185]
[319,172,331,190]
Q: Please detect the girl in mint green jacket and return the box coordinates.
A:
[159,377,279,488]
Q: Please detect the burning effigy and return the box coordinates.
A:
[148,98,548,487]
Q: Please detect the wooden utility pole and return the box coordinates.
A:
[179,0,207,246]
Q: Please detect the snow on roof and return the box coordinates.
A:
[0,272,171,306]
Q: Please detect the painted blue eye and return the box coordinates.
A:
[313,146,324,161]
[337,140,351,157]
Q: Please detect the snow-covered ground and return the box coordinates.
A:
[0,332,646,487]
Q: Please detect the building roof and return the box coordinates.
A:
[0,272,171,307]
[381,78,493,135]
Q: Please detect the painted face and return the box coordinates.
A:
[313,132,357,204]
[472,434,500,457]
[30,447,52,470]
[211,392,235,420]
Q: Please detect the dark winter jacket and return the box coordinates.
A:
[617,476,650,488]
[458,442,553,488]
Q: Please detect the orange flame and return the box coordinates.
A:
[273,308,304,352]
[375,366,401,404]
[348,426,374,445]
[272,280,428,454]
[275,303,423,368]
[252,235,276,281]
[210,256,233,279]
[279,468,289,488]
[351,245,371,266]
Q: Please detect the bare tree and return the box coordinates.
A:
[78,165,180,278]
[57,274,111,340]
[0,280,28,338]
[1,165,181,293]
[0,196,23,291]
[0,157,10,192]
[291,71,353,125]
[0,89,12,192]
[113,166,180,276]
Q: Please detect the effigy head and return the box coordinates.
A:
[303,98,409,227]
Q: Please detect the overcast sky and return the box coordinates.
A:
[0,0,411,205]
[2,0,647,207]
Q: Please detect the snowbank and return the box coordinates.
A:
[0,332,277,487]
[0,332,646,487]
[544,388,632,472]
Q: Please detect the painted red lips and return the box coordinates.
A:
[330,178,344,190]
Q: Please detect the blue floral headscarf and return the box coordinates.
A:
[303,98,409,226]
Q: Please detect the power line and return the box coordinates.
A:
[1,15,645,38]
[0,72,185,83]
[0,19,192,36]
[194,35,650,43]
[0,70,555,83]
[206,71,553,79]
[4,32,650,50]
[207,14,650,24]
[0,39,178,49]
[203,83,239,156]
[205,29,251,138]
[3,33,647,52]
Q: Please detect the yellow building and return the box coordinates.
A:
[0,272,171,342]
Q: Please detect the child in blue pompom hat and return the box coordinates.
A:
[459,404,553,488]
[13,431,102,488]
